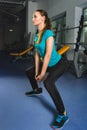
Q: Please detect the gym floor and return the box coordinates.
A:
[0,53,87,130]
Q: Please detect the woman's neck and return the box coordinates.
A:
[38,23,45,33]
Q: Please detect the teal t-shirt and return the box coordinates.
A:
[34,29,61,67]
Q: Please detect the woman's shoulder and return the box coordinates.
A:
[44,29,54,37]
[45,29,53,34]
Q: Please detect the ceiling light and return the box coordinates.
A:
[9,29,13,32]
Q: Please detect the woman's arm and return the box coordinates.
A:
[36,36,54,81]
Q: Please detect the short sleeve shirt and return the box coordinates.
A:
[34,29,61,67]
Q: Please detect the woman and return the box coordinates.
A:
[25,9,69,129]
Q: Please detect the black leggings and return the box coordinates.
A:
[25,57,69,114]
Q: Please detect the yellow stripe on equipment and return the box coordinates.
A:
[58,45,70,55]
[9,45,70,58]
[9,45,34,56]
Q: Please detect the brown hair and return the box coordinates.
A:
[35,9,52,43]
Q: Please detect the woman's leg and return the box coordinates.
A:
[44,58,69,128]
[25,65,42,95]
[25,65,38,90]
[43,58,68,114]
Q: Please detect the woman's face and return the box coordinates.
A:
[32,11,45,26]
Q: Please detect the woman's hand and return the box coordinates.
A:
[35,73,45,81]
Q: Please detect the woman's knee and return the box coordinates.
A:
[44,79,52,89]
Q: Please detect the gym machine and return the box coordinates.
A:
[73,15,87,78]
[55,14,87,78]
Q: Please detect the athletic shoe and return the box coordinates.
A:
[25,88,42,96]
[51,113,69,129]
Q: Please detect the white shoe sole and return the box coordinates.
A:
[51,119,69,130]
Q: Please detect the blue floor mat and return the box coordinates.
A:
[0,53,87,130]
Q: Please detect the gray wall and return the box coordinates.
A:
[45,0,87,43]
[37,0,48,10]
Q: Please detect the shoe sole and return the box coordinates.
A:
[50,119,69,130]
[26,93,41,96]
